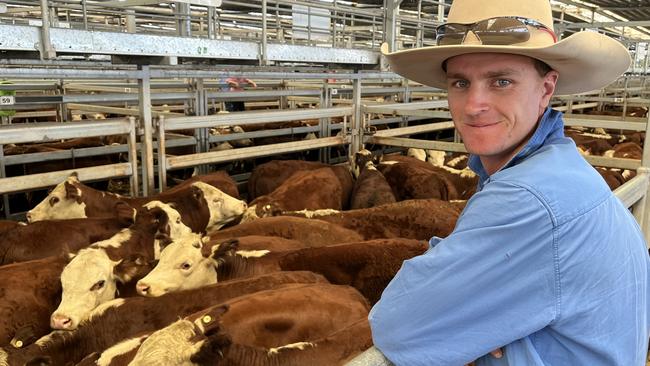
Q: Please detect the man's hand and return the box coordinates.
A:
[465,348,503,366]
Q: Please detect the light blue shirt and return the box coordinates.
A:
[369,108,650,365]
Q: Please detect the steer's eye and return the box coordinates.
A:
[49,197,60,206]
[90,280,105,291]
[181,262,191,270]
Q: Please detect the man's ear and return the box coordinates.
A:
[540,70,559,109]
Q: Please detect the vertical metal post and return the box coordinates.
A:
[194,78,209,174]
[39,0,56,59]
[332,0,337,47]
[385,0,403,52]
[156,116,167,192]
[127,116,140,197]
[350,76,363,159]
[125,9,136,33]
[177,3,191,37]
[0,144,9,219]
[208,7,216,39]
[416,0,422,47]
[261,0,268,65]
[138,65,154,196]
[438,0,445,22]
[320,80,332,163]
[307,6,312,45]
[81,0,88,30]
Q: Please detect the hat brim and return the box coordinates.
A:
[382,31,631,95]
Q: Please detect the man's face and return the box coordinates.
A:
[446,53,558,174]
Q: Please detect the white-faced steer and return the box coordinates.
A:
[49,202,200,331]
[136,234,428,306]
[26,174,247,233]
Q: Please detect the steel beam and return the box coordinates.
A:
[0,119,131,144]
[0,163,132,194]
[164,106,353,131]
[166,136,346,169]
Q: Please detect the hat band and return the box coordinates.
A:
[436,16,557,46]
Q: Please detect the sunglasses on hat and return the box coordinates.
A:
[435,16,557,46]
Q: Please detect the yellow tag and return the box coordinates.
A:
[202,315,212,324]
[14,340,23,348]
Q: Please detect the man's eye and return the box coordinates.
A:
[452,80,469,88]
[495,79,511,87]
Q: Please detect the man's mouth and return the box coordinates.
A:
[466,121,500,128]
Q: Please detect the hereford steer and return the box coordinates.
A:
[378,159,459,201]
[0,214,134,265]
[30,178,246,234]
[284,198,460,240]
[350,160,396,209]
[247,167,345,219]
[26,174,246,234]
[380,154,478,200]
[0,272,327,365]
[49,203,196,331]
[102,284,371,366]
[0,256,67,347]
[137,236,426,304]
[247,160,353,207]
[207,216,363,244]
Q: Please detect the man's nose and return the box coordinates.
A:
[464,86,490,116]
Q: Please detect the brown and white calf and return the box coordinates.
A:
[284,198,461,240]
[378,158,459,201]
[26,174,247,233]
[137,236,426,304]
[0,271,327,365]
[246,167,346,219]
[76,283,371,366]
[0,214,134,265]
[207,215,363,244]
[49,202,197,331]
[0,256,67,347]
[247,160,354,207]
[350,159,396,210]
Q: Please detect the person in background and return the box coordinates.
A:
[223,77,257,112]
[370,0,650,365]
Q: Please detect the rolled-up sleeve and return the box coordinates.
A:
[369,181,559,365]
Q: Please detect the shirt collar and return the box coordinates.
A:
[468,108,565,185]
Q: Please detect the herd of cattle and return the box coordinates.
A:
[0,149,466,366]
[0,119,644,365]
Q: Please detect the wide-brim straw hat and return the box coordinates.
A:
[381,0,631,95]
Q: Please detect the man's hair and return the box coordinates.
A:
[533,59,553,77]
[441,57,554,78]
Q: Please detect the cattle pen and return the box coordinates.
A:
[0,0,649,365]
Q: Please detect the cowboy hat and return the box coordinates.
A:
[381,0,631,95]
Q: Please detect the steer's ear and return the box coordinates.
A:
[25,356,53,366]
[113,255,151,283]
[114,201,136,226]
[209,238,239,261]
[64,181,82,204]
[191,185,205,202]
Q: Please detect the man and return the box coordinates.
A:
[223,77,257,112]
[369,0,650,365]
